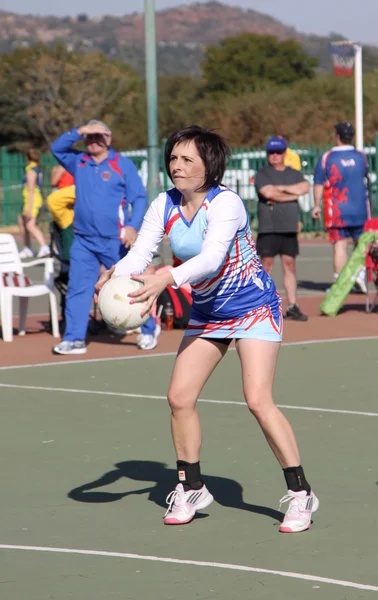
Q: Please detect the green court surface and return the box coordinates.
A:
[0,338,378,599]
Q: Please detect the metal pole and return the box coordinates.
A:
[354,44,363,151]
[144,0,160,203]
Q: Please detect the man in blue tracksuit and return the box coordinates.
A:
[51,120,159,355]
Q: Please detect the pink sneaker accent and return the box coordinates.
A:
[279,490,319,533]
[164,483,214,525]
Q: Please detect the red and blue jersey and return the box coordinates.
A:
[314,145,369,229]
[164,186,280,324]
[51,129,147,239]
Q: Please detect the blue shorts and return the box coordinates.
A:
[328,225,364,244]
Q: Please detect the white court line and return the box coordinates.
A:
[0,382,377,418]
[0,350,177,371]
[0,544,377,592]
[1,335,378,372]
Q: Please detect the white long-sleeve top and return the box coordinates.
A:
[114,190,247,288]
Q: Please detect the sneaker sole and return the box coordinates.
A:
[53,348,87,355]
[137,340,158,350]
[164,493,214,525]
[164,512,195,525]
[137,343,158,350]
[279,522,311,533]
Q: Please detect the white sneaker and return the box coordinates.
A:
[164,483,214,525]
[37,245,50,258]
[355,268,367,294]
[137,323,161,350]
[19,247,35,259]
[53,340,87,355]
[279,489,319,533]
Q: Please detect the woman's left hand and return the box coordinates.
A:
[130,271,174,316]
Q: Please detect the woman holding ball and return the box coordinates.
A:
[96,126,319,532]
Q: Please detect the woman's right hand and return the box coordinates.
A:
[94,265,115,303]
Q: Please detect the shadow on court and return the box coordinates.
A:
[297,280,330,292]
[68,460,284,523]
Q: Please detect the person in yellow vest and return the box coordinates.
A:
[18,149,50,259]
[280,136,303,232]
[47,166,76,261]
[285,147,301,171]
[280,135,302,171]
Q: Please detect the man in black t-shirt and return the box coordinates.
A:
[255,137,310,321]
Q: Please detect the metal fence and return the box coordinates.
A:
[1,136,377,232]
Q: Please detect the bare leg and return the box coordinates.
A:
[25,217,46,248]
[260,256,274,275]
[333,239,348,275]
[236,338,300,467]
[18,215,31,248]
[280,254,297,306]
[167,337,228,463]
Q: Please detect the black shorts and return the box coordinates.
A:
[256,233,299,258]
[203,337,234,347]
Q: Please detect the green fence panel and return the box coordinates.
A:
[1,141,376,231]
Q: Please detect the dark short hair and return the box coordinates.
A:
[27,148,40,163]
[335,122,355,144]
[164,125,231,192]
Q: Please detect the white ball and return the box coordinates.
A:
[98,275,150,332]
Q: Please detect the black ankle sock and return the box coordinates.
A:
[177,460,203,491]
[283,465,311,494]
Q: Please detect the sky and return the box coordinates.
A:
[1,0,376,45]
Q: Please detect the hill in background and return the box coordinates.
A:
[0,2,377,76]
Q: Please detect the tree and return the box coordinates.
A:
[157,76,204,138]
[202,33,318,96]
[0,44,140,147]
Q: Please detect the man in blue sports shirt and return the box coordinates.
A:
[51,120,159,354]
[312,122,370,292]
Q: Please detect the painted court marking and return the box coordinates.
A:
[1,336,378,372]
[0,382,377,418]
[0,544,377,592]
[1,336,377,593]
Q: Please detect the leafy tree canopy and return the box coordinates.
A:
[202,33,318,95]
[0,44,140,147]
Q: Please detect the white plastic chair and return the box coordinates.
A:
[0,233,60,342]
